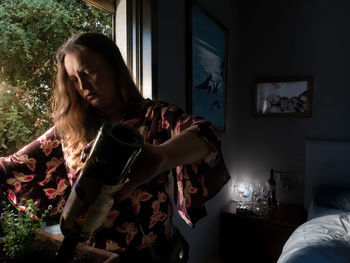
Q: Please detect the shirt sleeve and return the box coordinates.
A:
[158,102,230,227]
[0,127,70,221]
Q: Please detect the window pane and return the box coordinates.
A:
[0,0,113,156]
[115,0,128,63]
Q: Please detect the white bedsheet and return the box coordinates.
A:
[277,213,350,263]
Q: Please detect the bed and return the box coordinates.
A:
[277,139,350,263]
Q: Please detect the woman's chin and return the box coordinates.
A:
[87,99,101,108]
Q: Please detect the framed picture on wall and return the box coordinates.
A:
[187,1,228,131]
[253,76,313,117]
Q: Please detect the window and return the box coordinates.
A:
[115,0,156,100]
[87,0,156,99]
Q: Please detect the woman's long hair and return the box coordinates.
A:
[51,32,144,170]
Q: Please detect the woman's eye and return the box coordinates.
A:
[84,69,94,75]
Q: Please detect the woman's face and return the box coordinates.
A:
[64,46,121,116]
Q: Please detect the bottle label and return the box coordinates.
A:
[61,189,83,228]
[61,175,102,237]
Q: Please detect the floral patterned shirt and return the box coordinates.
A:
[0,99,230,254]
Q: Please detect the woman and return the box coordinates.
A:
[0,32,229,262]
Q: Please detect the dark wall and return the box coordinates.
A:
[156,1,239,262]
[236,0,350,204]
[155,0,350,262]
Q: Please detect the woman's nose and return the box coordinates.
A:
[77,77,90,91]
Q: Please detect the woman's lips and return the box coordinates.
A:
[85,93,97,101]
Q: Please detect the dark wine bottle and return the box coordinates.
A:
[55,122,143,262]
[268,169,276,207]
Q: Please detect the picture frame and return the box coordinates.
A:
[187,1,228,131]
[253,76,313,117]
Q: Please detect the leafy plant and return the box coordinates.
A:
[0,82,49,155]
[0,199,52,260]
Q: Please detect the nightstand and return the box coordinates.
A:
[220,202,306,263]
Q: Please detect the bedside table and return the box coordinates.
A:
[220,202,306,263]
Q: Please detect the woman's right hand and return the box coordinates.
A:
[113,142,165,204]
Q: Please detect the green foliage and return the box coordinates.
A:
[0,82,49,155]
[0,199,52,259]
[0,0,112,156]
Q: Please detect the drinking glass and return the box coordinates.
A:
[252,184,262,202]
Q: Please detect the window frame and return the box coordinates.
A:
[126,0,157,99]
[84,0,157,99]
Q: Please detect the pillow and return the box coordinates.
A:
[307,200,346,220]
[313,185,350,211]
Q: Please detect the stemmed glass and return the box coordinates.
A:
[242,185,252,205]
[236,184,245,209]
[252,184,263,214]
[236,183,251,209]
[252,184,262,202]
